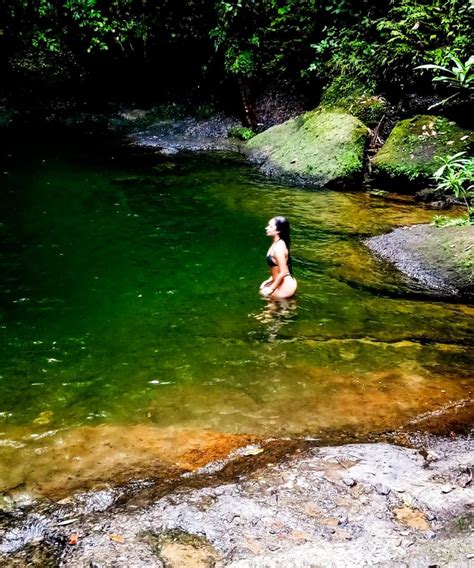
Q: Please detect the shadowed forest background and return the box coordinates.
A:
[2,0,473,121]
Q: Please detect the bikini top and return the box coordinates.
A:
[267,240,293,272]
[266,254,278,267]
[266,253,293,273]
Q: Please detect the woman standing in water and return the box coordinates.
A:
[259,216,297,299]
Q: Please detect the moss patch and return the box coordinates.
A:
[228,126,256,140]
[320,75,387,127]
[372,115,473,187]
[244,108,369,188]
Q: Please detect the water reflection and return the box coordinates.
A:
[252,297,298,342]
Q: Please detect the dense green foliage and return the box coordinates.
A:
[228,126,256,140]
[2,1,473,103]
[415,54,474,108]
[433,152,474,221]
[417,55,474,92]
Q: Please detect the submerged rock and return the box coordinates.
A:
[244,108,369,188]
[372,115,473,188]
[365,224,474,299]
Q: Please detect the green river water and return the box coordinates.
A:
[0,140,473,495]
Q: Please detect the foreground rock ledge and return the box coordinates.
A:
[1,439,473,567]
[365,224,474,299]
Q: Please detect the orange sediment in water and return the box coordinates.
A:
[0,369,472,500]
[0,366,471,498]
[283,365,473,434]
[0,425,257,499]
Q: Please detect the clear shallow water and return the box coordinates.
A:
[0,141,473,494]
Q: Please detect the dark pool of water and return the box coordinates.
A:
[0,140,472,494]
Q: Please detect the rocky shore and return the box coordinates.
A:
[365,224,474,300]
[1,433,473,567]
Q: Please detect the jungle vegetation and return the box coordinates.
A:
[2,0,472,113]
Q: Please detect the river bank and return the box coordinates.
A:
[0,429,472,567]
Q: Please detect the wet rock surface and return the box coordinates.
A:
[365,224,474,300]
[1,437,472,567]
[2,101,243,153]
[127,114,242,153]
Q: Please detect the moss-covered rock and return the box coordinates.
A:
[320,75,387,127]
[244,108,369,188]
[372,115,473,187]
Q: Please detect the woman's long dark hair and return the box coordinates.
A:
[274,216,293,274]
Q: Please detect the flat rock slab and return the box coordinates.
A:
[127,115,241,152]
[365,223,474,299]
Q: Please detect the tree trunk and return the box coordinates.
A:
[237,75,257,129]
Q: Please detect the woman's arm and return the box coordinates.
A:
[260,276,274,288]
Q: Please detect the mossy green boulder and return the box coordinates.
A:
[372,115,473,186]
[244,108,369,188]
[320,75,387,127]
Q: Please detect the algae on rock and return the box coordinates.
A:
[244,108,369,188]
[372,115,473,187]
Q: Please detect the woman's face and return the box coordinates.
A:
[265,218,279,237]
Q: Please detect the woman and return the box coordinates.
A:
[259,216,297,299]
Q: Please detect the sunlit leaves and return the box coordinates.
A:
[415,54,474,91]
[433,152,474,221]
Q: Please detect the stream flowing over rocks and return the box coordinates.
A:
[0,437,473,567]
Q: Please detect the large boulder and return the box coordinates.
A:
[244,108,369,188]
[365,224,474,300]
[372,115,473,187]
